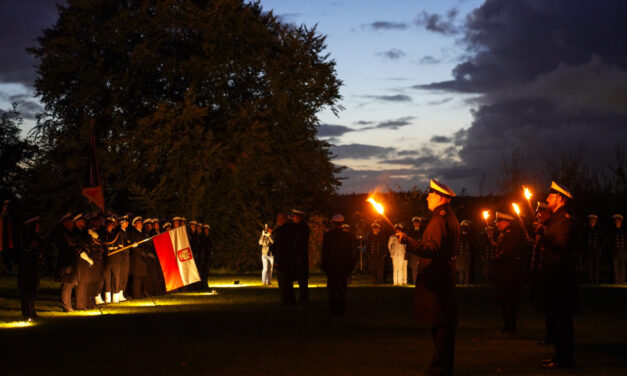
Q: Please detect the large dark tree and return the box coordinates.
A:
[29,0,343,270]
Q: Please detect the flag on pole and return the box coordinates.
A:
[82,121,105,212]
[153,226,201,291]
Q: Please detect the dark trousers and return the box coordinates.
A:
[131,275,146,298]
[429,325,456,376]
[500,299,517,332]
[370,256,385,283]
[548,309,574,365]
[328,287,346,315]
[277,270,308,305]
[119,252,130,292]
[60,282,76,311]
[104,263,121,293]
[20,287,37,319]
[76,281,89,309]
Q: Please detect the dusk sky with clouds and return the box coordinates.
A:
[2,0,627,195]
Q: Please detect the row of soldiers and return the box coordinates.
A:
[360,211,626,287]
[37,213,212,316]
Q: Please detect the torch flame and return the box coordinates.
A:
[523,187,532,200]
[512,203,521,215]
[367,197,385,215]
[482,211,489,220]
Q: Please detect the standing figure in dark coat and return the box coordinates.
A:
[530,201,555,345]
[18,217,44,320]
[582,214,603,284]
[398,179,460,376]
[609,214,626,284]
[271,212,293,306]
[366,222,388,283]
[128,216,149,299]
[493,211,524,333]
[73,214,95,310]
[101,216,122,303]
[117,215,131,301]
[456,220,475,285]
[287,209,310,304]
[407,217,426,284]
[54,213,78,312]
[321,214,356,315]
[87,215,105,305]
[535,182,578,368]
[197,224,212,290]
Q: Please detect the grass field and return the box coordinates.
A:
[1,273,626,375]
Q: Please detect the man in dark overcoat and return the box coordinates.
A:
[398,179,460,376]
[271,212,294,306]
[493,211,525,333]
[54,213,78,312]
[321,214,356,315]
[287,209,310,304]
[128,216,149,298]
[535,182,578,368]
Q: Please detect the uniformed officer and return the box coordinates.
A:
[366,222,388,284]
[456,220,475,285]
[389,223,407,285]
[407,217,426,284]
[117,214,131,301]
[609,214,626,284]
[321,214,356,315]
[128,216,149,298]
[582,214,603,284]
[101,216,122,303]
[271,212,293,305]
[18,216,44,320]
[397,179,460,376]
[87,215,105,305]
[493,211,525,333]
[535,182,578,368]
[480,222,497,284]
[54,213,78,312]
[288,209,310,304]
[73,214,95,310]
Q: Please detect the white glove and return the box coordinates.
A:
[80,251,94,266]
[88,229,99,240]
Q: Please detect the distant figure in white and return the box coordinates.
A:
[388,224,407,285]
[259,224,274,285]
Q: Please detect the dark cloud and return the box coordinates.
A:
[414,0,627,194]
[430,135,452,143]
[355,120,375,126]
[331,144,396,159]
[0,92,42,120]
[419,56,441,65]
[364,94,412,102]
[377,49,406,60]
[317,123,354,138]
[374,116,415,130]
[426,97,453,106]
[363,21,409,31]
[0,0,60,85]
[414,9,459,35]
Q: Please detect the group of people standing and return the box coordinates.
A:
[8,209,212,320]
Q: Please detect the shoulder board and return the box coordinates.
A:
[439,210,446,216]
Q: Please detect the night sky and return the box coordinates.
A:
[2,0,626,194]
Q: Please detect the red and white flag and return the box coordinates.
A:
[153,226,200,291]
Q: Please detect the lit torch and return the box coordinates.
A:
[512,202,531,239]
[523,186,534,214]
[367,197,394,227]
[482,210,493,239]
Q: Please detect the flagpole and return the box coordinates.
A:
[107,235,156,256]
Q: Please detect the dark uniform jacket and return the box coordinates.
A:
[75,228,96,283]
[406,203,460,325]
[456,231,475,271]
[582,225,603,258]
[128,227,149,276]
[286,221,310,280]
[321,228,356,289]
[608,226,626,257]
[18,229,44,291]
[493,226,524,300]
[538,206,578,313]
[53,227,78,283]
[366,231,388,263]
